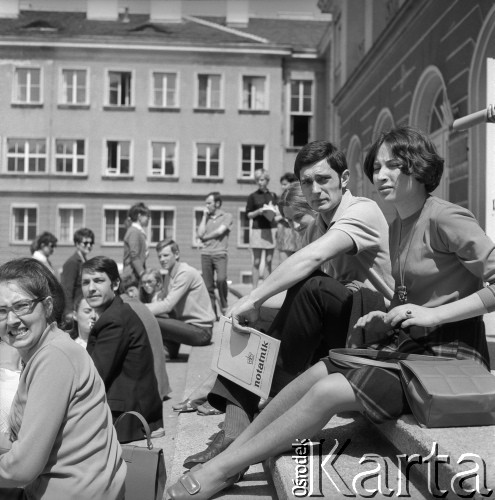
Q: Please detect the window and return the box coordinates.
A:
[108,71,132,106]
[150,142,177,177]
[152,72,178,107]
[58,207,84,243]
[103,208,128,244]
[55,139,85,174]
[7,139,46,173]
[149,209,175,244]
[240,271,253,285]
[61,69,87,105]
[196,143,220,178]
[241,145,264,178]
[11,206,37,243]
[106,140,131,176]
[238,209,250,247]
[14,67,41,104]
[242,76,266,110]
[290,80,313,147]
[197,74,221,109]
[193,208,204,247]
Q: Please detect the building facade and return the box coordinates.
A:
[0,0,330,282]
[319,0,495,238]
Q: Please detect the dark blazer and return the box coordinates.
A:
[61,251,84,316]
[87,296,162,443]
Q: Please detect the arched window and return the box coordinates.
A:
[410,67,451,200]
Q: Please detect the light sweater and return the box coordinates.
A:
[147,261,215,329]
[0,325,126,499]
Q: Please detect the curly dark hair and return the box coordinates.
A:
[363,126,444,193]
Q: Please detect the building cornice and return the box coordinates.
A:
[0,38,295,55]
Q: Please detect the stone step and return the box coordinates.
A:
[267,414,431,499]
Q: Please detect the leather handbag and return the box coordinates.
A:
[114,411,166,500]
[328,348,495,428]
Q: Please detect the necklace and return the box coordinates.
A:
[396,210,423,304]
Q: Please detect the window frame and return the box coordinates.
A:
[240,75,268,111]
[150,70,179,108]
[148,206,176,246]
[13,66,43,105]
[5,138,48,174]
[57,205,85,245]
[10,204,38,244]
[59,67,89,106]
[194,142,222,180]
[149,140,178,178]
[240,144,266,179]
[237,207,250,248]
[53,138,87,175]
[102,205,129,246]
[288,79,314,147]
[105,69,134,107]
[195,73,223,110]
[104,138,133,177]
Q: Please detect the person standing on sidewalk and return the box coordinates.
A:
[197,192,233,318]
[122,202,150,283]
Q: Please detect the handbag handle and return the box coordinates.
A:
[328,348,453,371]
[114,411,154,450]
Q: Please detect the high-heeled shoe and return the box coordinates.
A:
[167,464,241,500]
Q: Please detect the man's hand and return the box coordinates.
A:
[354,310,392,344]
[230,295,261,334]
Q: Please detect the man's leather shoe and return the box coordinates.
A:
[182,430,234,469]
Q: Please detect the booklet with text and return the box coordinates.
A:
[211,316,281,399]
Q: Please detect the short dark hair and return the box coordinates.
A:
[121,274,139,291]
[207,191,222,207]
[280,172,298,184]
[31,232,57,253]
[294,141,348,179]
[0,258,65,325]
[73,227,95,245]
[81,256,120,288]
[128,202,150,222]
[363,126,444,193]
[156,238,179,254]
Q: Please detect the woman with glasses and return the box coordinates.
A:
[0,258,125,499]
[61,227,95,322]
[30,232,57,276]
[82,256,164,442]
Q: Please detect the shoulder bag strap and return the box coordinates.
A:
[114,411,153,450]
[328,348,453,372]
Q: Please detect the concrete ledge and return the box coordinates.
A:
[267,414,429,499]
[373,413,495,498]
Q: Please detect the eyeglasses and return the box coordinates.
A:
[142,280,157,285]
[81,241,94,247]
[0,297,46,321]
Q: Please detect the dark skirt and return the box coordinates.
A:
[322,316,490,423]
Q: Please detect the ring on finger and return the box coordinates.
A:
[406,310,412,317]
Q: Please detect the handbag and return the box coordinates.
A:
[328,348,495,428]
[114,411,166,500]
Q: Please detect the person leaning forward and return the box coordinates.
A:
[146,239,215,360]
[183,139,394,469]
